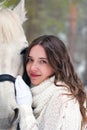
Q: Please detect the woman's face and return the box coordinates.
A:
[26,45,54,86]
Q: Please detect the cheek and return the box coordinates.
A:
[26,64,30,73]
[43,68,54,77]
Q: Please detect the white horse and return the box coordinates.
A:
[0,8,28,130]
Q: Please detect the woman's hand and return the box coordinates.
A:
[15,75,32,107]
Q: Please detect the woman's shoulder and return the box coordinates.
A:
[53,81,71,96]
[47,83,81,120]
[51,81,78,106]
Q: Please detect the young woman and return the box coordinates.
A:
[15,35,87,130]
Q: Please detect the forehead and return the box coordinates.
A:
[29,45,47,57]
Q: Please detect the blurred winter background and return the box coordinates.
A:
[1,0,87,90]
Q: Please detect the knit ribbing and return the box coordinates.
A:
[31,77,56,118]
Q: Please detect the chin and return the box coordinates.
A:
[32,82,41,86]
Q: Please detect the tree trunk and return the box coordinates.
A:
[68,0,77,63]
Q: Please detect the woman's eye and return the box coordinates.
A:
[26,57,33,63]
[40,60,47,64]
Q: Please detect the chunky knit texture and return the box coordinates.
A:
[19,77,87,130]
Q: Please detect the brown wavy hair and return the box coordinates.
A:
[26,35,87,127]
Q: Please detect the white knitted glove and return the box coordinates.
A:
[15,75,32,107]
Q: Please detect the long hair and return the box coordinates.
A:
[25,35,87,126]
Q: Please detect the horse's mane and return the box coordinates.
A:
[0,9,25,43]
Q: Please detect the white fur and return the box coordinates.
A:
[0,8,28,130]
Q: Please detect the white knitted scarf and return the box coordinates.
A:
[31,77,56,118]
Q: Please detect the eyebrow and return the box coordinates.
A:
[39,57,47,60]
[28,56,48,60]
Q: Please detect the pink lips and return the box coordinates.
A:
[30,73,40,78]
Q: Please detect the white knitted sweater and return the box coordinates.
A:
[19,77,87,130]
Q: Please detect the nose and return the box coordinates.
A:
[0,82,19,130]
[0,108,19,129]
[10,108,19,125]
[30,62,38,72]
